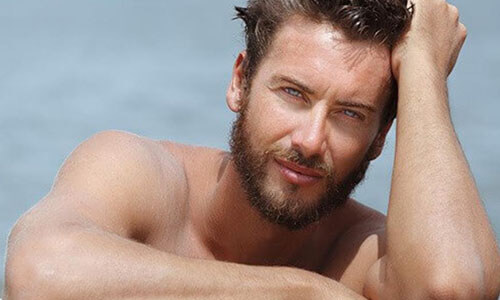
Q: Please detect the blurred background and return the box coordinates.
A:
[1,0,499,293]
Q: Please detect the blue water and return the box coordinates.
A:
[1,0,499,293]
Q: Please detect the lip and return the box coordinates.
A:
[275,158,325,186]
[275,158,325,177]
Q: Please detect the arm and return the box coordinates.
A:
[5,213,362,300]
[4,130,363,300]
[365,1,500,299]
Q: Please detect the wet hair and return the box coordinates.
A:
[234,0,413,125]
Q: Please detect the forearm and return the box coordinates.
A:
[5,224,363,300]
[386,62,499,297]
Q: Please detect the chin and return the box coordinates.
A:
[262,174,326,211]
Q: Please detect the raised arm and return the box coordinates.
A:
[4,130,363,300]
[365,1,500,299]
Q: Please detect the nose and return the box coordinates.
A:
[291,106,328,158]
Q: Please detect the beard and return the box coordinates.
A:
[229,102,373,231]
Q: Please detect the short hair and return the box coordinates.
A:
[235,0,413,125]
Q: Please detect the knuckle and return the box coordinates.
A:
[460,23,468,38]
[448,4,460,19]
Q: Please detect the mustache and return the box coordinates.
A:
[265,146,331,175]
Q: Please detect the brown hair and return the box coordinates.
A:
[235,0,413,125]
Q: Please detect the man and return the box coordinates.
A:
[4,0,500,299]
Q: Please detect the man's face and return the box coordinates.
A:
[229,16,392,230]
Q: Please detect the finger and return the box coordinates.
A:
[448,4,460,24]
[448,22,467,75]
[458,22,468,41]
[457,22,468,52]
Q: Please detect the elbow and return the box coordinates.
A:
[5,229,74,300]
[424,251,500,300]
[426,281,483,300]
[4,249,42,299]
[5,245,49,299]
[424,270,488,300]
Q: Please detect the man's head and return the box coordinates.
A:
[235,0,412,125]
[227,0,412,231]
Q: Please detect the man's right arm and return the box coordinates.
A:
[3,130,362,300]
[6,210,355,300]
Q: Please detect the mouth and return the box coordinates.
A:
[274,158,325,186]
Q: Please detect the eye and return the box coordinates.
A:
[343,109,362,120]
[284,87,304,99]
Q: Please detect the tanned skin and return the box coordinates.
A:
[4,0,500,299]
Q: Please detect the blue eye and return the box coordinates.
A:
[343,110,360,119]
[284,87,303,98]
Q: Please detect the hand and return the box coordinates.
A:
[391,0,467,81]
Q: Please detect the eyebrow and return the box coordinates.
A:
[336,100,377,113]
[270,74,377,113]
[270,75,316,95]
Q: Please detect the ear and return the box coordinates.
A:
[368,120,393,160]
[226,51,247,113]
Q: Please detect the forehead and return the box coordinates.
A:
[259,15,392,106]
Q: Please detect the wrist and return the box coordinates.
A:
[395,63,452,124]
[397,53,448,85]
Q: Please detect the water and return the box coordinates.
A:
[1,0,499,293]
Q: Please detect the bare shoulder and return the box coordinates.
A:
[53,130,188,200]
[320,200,386,295]
[17,130,190,241]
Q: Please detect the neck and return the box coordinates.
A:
[196,153,319,265]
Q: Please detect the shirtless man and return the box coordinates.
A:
[4,0,500,299]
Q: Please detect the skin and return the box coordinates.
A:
[4,0,500,299]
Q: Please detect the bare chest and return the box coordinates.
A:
[145,219,339,274]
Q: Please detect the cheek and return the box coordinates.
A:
[327,133,372,176]
[244,94,296,148]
